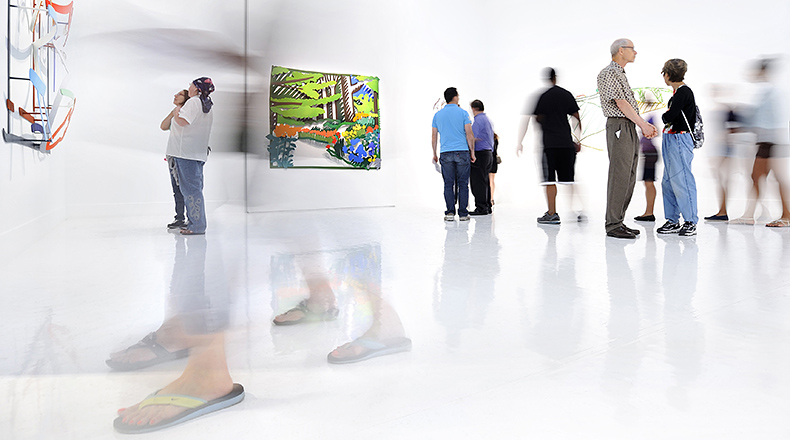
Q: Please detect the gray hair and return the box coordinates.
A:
[610,38,631,56]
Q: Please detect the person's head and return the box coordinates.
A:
[751,57,774,82]
[544,67,557,84]
[661,59,687,84]
[444,87,459,104]
[470,99,484,113]
[173,89,189,106]
[191,77,215,113]
[610,38,636,65]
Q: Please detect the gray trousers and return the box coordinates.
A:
[605,118,639,233]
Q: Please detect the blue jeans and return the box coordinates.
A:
[440,151,471,216]
[173,157,207,233]
[661,133,698,224]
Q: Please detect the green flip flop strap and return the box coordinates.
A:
[138,394,207,410]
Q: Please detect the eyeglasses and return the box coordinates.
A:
[622,46,634,50]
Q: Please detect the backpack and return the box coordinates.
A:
[678,85,704,149]
[681,105,705,149]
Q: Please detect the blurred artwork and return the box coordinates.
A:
[574,87,672,151]
[267,66,380,169]
[3,0,76,152]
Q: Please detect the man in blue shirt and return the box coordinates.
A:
[432,87,476,221]
[470,99,494,215]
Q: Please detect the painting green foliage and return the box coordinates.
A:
[269,66,381,169]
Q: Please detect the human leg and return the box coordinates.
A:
[662,133,698,224]
[174,158,207,234]
[440,153,459,215]
[605,119,639,233]
[168,157,186,223]
[456,152,471,217]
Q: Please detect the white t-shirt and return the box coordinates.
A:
[166,96,213,162]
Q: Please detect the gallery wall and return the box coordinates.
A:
[3,0,789,245]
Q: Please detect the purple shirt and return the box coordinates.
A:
[472,112,494,151]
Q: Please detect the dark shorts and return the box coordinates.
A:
[756,142,774,159]
[542,147,576,183]
[641,152,658,182]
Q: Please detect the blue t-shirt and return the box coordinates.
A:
[432,104,472,153]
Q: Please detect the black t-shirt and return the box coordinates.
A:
[662,85,696,132]
[533,85,580,149]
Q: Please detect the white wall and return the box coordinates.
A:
[3,0,790,243]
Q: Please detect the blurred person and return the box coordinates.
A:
[731,58,790,227]
[111,235,244,433]
[704,85,744,221]
[432,87,476,221]
[634,93,660,222]
[489,133,500,206]
[161,89,190,230]
[272,244,411,364]
[655,59,700,236]
[528,68,582,225]
[597,38,658,239]
[169,77,215,235]
[469,99,495,215]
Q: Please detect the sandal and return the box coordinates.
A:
[729,217,755,225]
[327,337,412,364]
[106,332,189,371]
[272,300,339,326]
[766,218,790,227]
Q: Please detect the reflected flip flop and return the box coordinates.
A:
[272,299,338,326]
[114,383,245,434]
[327,337,412,364]
[106,332,189,371]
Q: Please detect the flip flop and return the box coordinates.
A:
[766,218,790,227]
[272,299,339,326]
[106,332,189,371]
[114,383,245,434]
[327,337,412,364]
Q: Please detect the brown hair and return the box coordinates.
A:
[661,59,687,82]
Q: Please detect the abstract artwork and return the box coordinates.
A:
[575,87,672,150]
[268,66,380,169]
[4,0,75,153]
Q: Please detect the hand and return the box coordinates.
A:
[432,153,438,163]
[642,123,658,139]
[516,143,523,157]
[574,142,582,153]
[470,151,476,163]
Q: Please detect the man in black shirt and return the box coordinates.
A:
[531,68,582,224]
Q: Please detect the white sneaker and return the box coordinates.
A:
[459,215,470,221]
[444,214,455,221]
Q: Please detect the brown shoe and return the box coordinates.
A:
[607,226,636,239]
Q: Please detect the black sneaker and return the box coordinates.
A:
[678,221,697,236]
[537,212,561,224]
[657,221,681,234]
[167,219,187,229]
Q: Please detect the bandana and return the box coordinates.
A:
[192,77,215,113]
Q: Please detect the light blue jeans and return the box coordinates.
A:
[173,157,207,233]
[661,133,698,224]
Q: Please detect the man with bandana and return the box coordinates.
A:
[168,77,215,235]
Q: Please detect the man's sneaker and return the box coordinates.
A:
[678,221,697,236]
[444,214,455,222]
[459,215,470,221]
[657,221,681,234]
[167,219,187,229]
[537,212,561,224]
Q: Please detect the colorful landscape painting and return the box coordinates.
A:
[268,66,380,169]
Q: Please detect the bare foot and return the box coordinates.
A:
[107,332,188,367]
[116,373,233,428]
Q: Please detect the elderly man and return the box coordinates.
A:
[597,39,658,239]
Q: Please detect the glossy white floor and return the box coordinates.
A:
[2,200,790,439]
